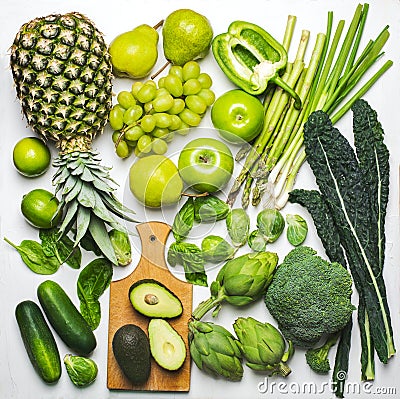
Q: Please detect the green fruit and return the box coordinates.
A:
[13,137,51,177]
[129,155,183,208]
[148,319,186,371]
[129,279,183,318]
[162,9,213,66]
[21,189,62,229]
[112,324,151,385]
[109,24,159,78]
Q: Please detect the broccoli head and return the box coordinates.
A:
[264,246,355,348]
[305,333,339,374]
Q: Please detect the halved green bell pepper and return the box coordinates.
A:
[212,21,301,109]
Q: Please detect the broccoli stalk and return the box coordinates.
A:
[305,332,340,374]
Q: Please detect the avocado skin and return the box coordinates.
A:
[112,324,151,384]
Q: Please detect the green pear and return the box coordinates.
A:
[162,9,213,66]
[109,24,159,79]
[129,155,183,208]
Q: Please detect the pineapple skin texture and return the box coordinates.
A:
[10,12,113,151]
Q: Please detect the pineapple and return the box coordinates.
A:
[10,12,137,264]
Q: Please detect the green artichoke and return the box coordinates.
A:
[233,317,293,377]
[192,251,278,319]
[188,319,243,381]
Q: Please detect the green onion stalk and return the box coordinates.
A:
[227,3,392,210]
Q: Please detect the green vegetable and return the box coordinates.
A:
[226,208,250,247]
[167,241,207,286]
[247,229,267,252]
[233,317,292,376]
[201,235,236,263]
[109,229,131,266]
[256,208,285,243]
[286,214,308,246]
[227,5,392,210]
[77,258,113,330]
[305,333,339,374]
[265,246,355,348]
[192,251,278,319]
[79,231,102,256]
[188,319,243,381]
[212,21,301,107]
[15,300,61,384]
[37,280,97,355]
[4,237,60,274]
[172,197,194,242]
[39,228,82,269]
[194,195,230,223]
[289,99,394,391]
[64,354,98,387]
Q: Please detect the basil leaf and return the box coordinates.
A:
[77,258,113,330]
[172,197,194,242]
[167,242,207,286]
[4,237,60,275]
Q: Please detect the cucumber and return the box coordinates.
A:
[15,300,61,384]
[37,280,96,356]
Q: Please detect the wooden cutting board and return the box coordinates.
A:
[106,221,193,392]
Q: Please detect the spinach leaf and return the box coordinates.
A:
[4,237,60,275]
[172,197,194,242]
[39,228,82,269]
[167,242,207,286]
[77,258,113,330]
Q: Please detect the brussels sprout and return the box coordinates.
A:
[226,208,250,247]
[248,229,267,252]
[256,209,285,243]
[109,229,132,266]
[64,354,98,387]
[194,195,230,223]
[201,235,236,263]
[286,214,308,246]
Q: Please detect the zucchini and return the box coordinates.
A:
[15,300,61,384]
[37,280,96,356]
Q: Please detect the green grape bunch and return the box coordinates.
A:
[109,60,215,158]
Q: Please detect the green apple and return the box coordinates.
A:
[211,89,265,144]
[178,138,234,193]
[129,155,183,208]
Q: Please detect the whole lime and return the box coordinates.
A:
[129,155,183,208]
[21,189,62,229]
[13,137,51,177]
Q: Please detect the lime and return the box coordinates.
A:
[21,189,62,229]
[13,137,51,177]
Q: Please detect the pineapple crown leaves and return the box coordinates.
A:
[53,150,138,264]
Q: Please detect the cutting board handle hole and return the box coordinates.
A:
[149,234,156,242]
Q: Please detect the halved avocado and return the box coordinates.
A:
[129,279,183,318]
[148,319,186,371]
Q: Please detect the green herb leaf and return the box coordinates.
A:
[194,195,230,223]
[4,237,60,275]
[172,197,194,242]
[167,242,207,286]
[39,228,82,269]
[77,258,113,330]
